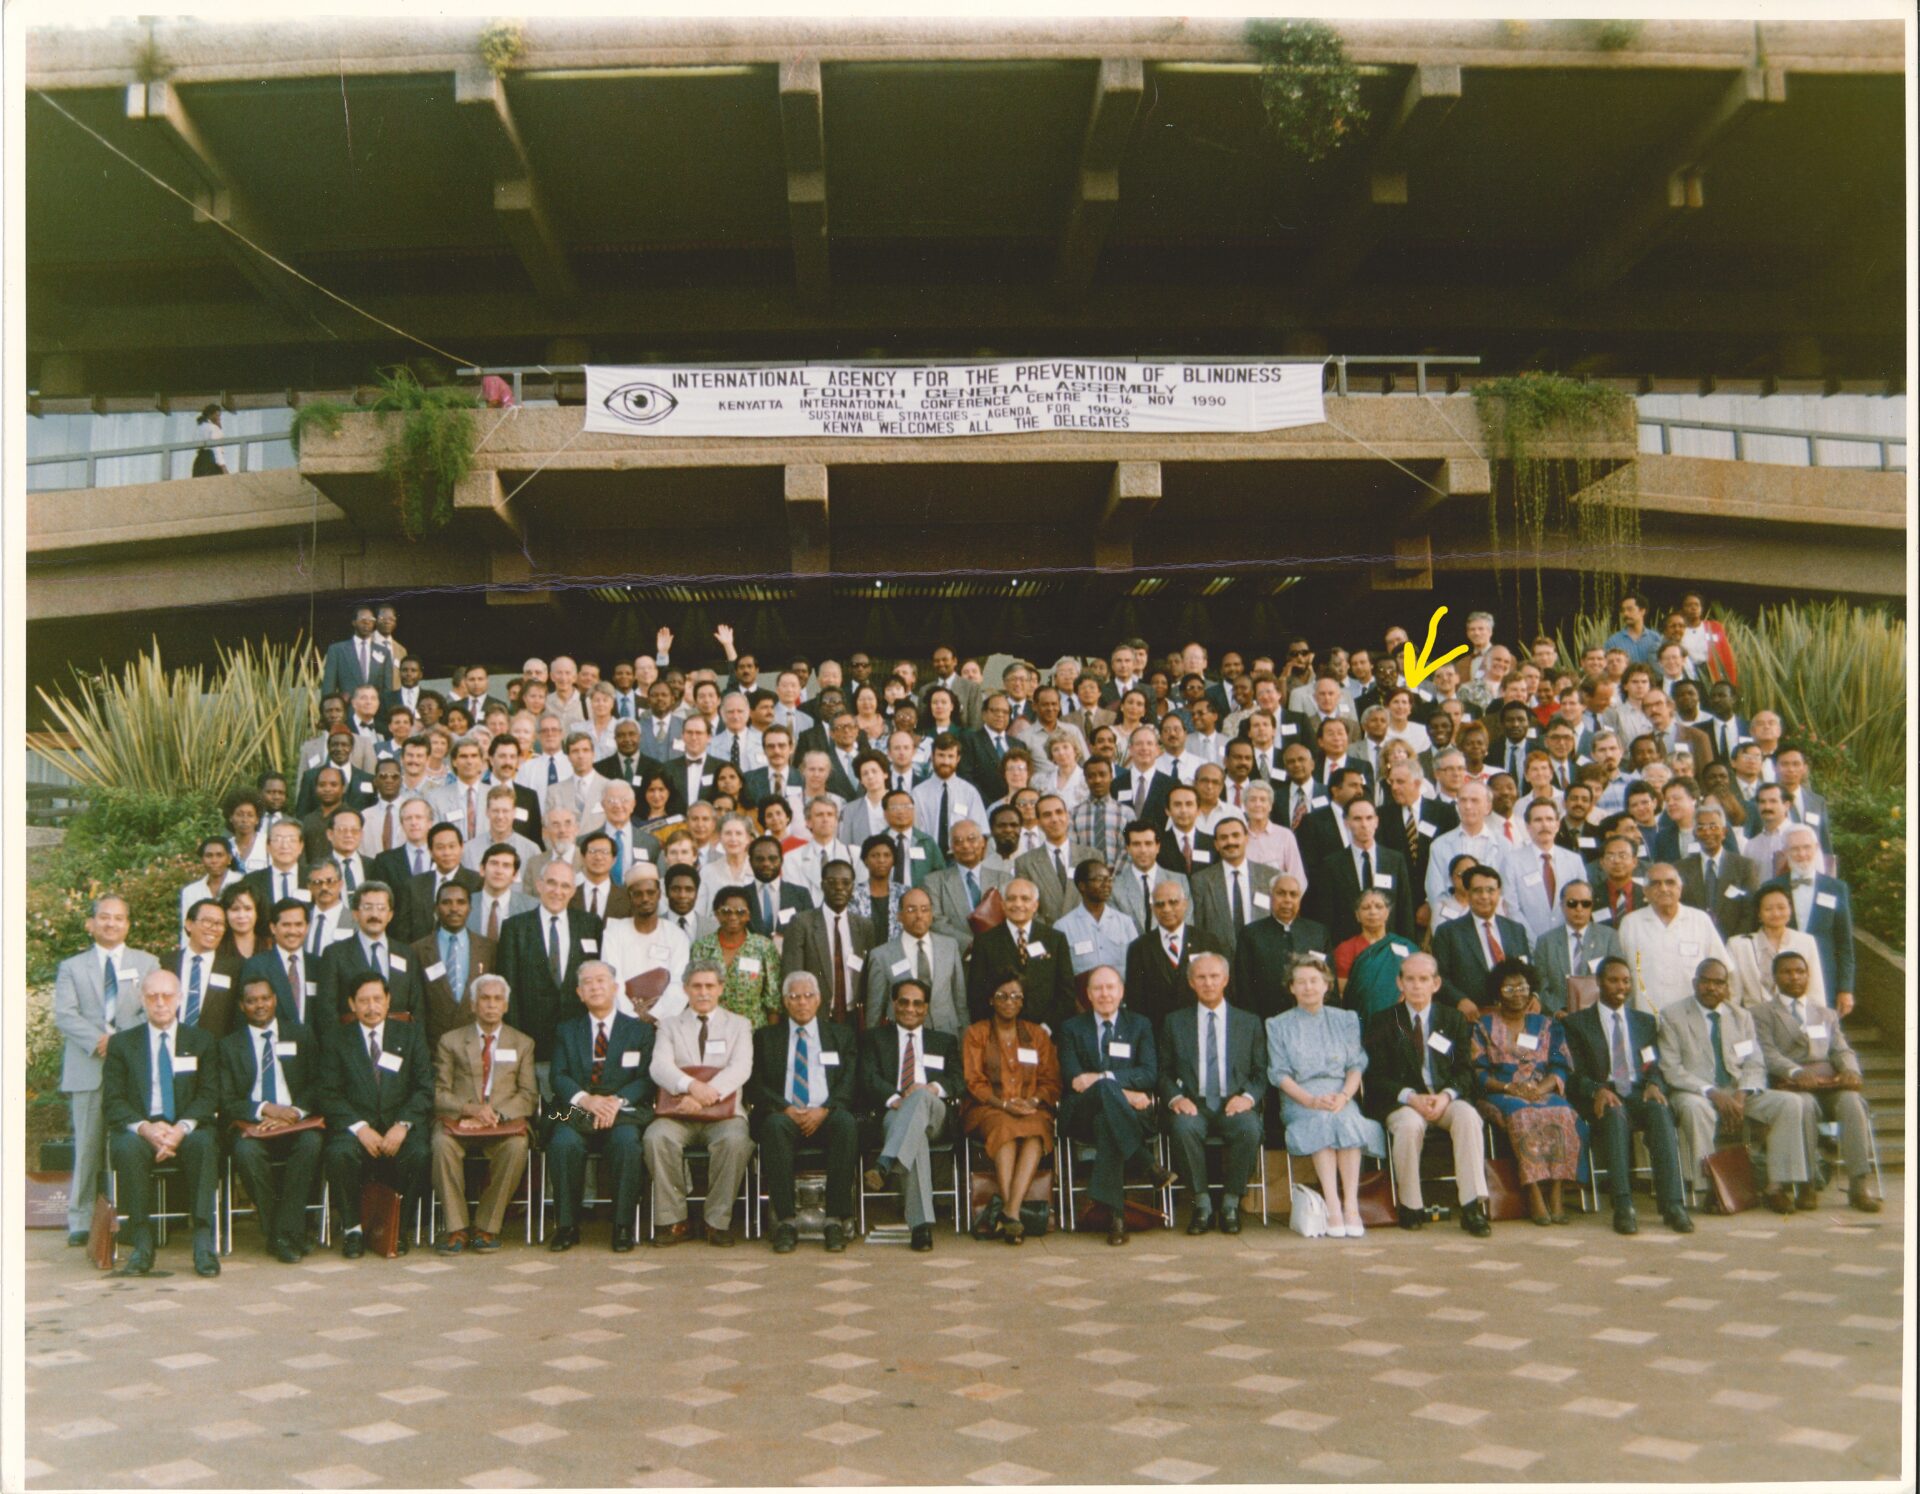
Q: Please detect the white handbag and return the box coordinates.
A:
[1288,1182,1329,1238]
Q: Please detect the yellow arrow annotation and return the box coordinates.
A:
[1402,605,1469,690]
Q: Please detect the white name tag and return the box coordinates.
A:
[891,959,911,978]
[389,954,408,972]
[1427,1032,1452,1055]
[1725,886,1746,898]
[1593,908,1612,922]
[425,962,446,982]
[275,1042,298,1058]
[514,807,529,822]
[1523,874,1542,888]
[1515,1033,1540,1052]
[737,957,761,974]
[1640,1045,1657,1064]
[1190,849,1213,864]
[1374,872,1393,889]
[704,1040,728,1059]
[1814,892,1838,910]
[173,1055,199,1073]
[1732,1039,1755,1059]
[1281,723,1298,735]
[1252,893,1271,910]
[1109,1041,1133,1058]
[581,939,598,953]
[207,973,231,990]
[821,1052,840,1067]
[1016,1046,1039,1065]
[1804,1024,1828,1041]
[847,955,864,973]
[1578,836,1597,850]
[923,1053,946,1070]
[372,648,388,662]
[377,1050,404,1072]
[1805,812,1823,827]
[1025,941,1048,958]
[1073,940,1094,955]
[1418,821,1438,837]
[909,846,927,860]
[621,1050,641,1068]
[701,773,715,786]
[359,782,376,795]
[495,1048,518,1062]
[778,907,796,925]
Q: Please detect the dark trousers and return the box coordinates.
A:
[108,1125,218,1244]
[1593,1090,1686,1213]
[1062,1081,1153,1210]
[546,1118,647,1229]
[322,1128,431,1229]
[1166,1102,1263,1206]
[755,1107,859,1221]
[230,1128,324,1245]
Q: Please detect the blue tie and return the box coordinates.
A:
[441,931,466,1005]
[761,884,775,931]
[185,956,203,1027]
[157,1032,177,1122]
[1100,1019,1113,1064]
[794,1026,812,1106]
[613,832,627,882]
[1203,1011,1223,1105]
[548,757,559,786]
[260,1031,279,1106]
[1707,1009,1734,1089]
[103,959,119,1029]
[964,869,980,907]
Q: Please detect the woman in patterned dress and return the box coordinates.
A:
[1472,957,1585,1224]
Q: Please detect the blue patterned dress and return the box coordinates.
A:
[1266,1005,1387,1158]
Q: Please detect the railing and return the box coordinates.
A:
[26,432,293,491]
[1639,415,1906,471]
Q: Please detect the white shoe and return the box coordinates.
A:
[1347,1221,1366,1238]
[1326,1220,1348,1238]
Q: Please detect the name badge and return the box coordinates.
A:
[424,960,447,982]
[1374,872,1394,889]
[1515,1033,1540,1052]
[360,782,377,795]
[891,959,911,978]
[332,926,356,942]
[820,1052,840,1067]
[1108,1041,1133,1058]
[923,1053,946,1070]
[581,939,598,953]
[377,1050,404,1072]
[1725,886,1746,898]
[275,1042,298,1058]
[1814,892,1838,910]
[372,648,387,662]
[1678,942,1701,960]
[208,973,231,990]
[621,1050,641,1068]
[1593,907,1612,922]
[1804,1024,1828,1041]
[1252,893,1271,910]
[514,807,529,822]
[704,1040,729,1059]
[1016,1046,1039,1065]
[1805,812,1823,827]
[909,846,927,860]
[736,956,763,976]
[1073,940,1094,956]
[1427,1032,1452,1055]
[1578,836,1598,850]
[1730,1038,1755,1059]
[388,954,408,972]
[778,907,796,925]
[1523,874,1542,888]
[1418,821,1438,837]
[173,1055,199,1073]
[847,955,864,973]
[1640,1045,1657,1064]
[1190,849,1213,864]
[1280,723,1298,736]
[1025,940,1048,958]
[495,1048,518,1062]
[648,943,672,963]
[701,773,715,786]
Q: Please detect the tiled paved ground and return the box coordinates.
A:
[21,1185,1906,1487]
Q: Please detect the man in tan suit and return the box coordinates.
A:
[1656,957,1818,1215]
[431,973,539,1253]
[645,959,755,1246]
[1745,949,1879,1213]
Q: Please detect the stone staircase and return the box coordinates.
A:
[1845,1019,1905,1176]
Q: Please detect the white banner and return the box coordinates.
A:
[583,360,1326,439]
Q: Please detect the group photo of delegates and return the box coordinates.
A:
[53,591,1881,1279]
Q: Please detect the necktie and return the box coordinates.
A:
[260,1031,279,1105]
[1230,870,1245,928]
[1014,928,1029,968]
[590,885,602,920]
[760,883,774,931]
[383,808,395,851]
[369,1028,383,1091]
[1541,852,1556,904]
[916,936,933,988]
[831,917,848,1023]
[1203,1011,1222,1104]
[445,934,466,1004]
[1405,807,1419,849]
[466,787,478,840]
[486,898,501,941]
[287,953,304,1022]
[1483,919,1504,963]
[370,940,387,980]
[1231,782,1242,808]
[1099,1019,1113,1064]
[992,733,1005,760]
[899,1031,916,1090]
[1609,1010,1632,1088]
[937,783,950,851]
[481,1031,495,1095]
[547,756,559,787]
[1703,857,1718,906]
[341,858,357,891]
[185,956,203,1027]
[279,871,292,902]
[412,847,426,877]
[590,1021,608,1087]
[309,916,325,959]
[1166,932,1180,965]
[895,834,909,886]
[548,917,564,983]
[1093,796,1107,848]
[793,1025,812,1105]
[1292,788,1309,829]
[1359,850,1373,893]
[964,869,980,908]
[1411,1010,1427,1084]
[358,638,368,678]
[697,1014,710,1064]
[1502,819,1515,843]
[1707,1008,1734,1088]
[157,1031,176,1121]
[1054,846,1068,884]
[1181,833,1193,872]
[730,735,742,770]
[613,832,627,882]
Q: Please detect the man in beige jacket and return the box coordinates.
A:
[432,973,539,1253]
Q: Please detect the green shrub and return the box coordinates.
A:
[26,848,203,987]
[1827,782,1904,952]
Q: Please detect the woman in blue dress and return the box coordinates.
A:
[1267,952,1387,1238]
[1472,957,1586,1225]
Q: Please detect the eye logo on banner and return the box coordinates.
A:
[602,382,680,426]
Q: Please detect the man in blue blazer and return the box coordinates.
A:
[1562,955,1692,1236]
[1761,827,1858,1017]
[320,606,396,700]
[1158,952,1268,1235]
[1057,966,1176,1246]
[546,961,657,1253]
[1431,865,1532,1014]
[217,977,325,1262]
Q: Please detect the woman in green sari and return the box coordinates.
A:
[1338,892,1421,1023]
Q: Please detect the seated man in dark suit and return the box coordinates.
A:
[1230,873,1329,1021]
[1158,952,1266,1235]
[546,961,656,1253]
[317,973,434,1258]
[218,976,325,1262]
[1057,966,1176,1246]
[1361,952,1491,1236]
[1565,954,1692,1235]
[746,972,860,1253]
[101,970,222,1277]
[859,979,962,1252]
[1431,865,1530,1016]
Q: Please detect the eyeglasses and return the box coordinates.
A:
[1563,898,1594,908]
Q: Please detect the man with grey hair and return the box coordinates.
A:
[646,959,755,1246]
[746,971,860,1252]
[430,970,538,1254]
[1677,799,1760,939]
[54,895,158,1243]
[1423,780,1507,913]
[1759,824,1857,1018]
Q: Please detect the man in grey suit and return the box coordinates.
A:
[1187,817,1276,952]
[1677,803,1760,939]
[780,860,876,1028]
[924,819,1009,955]
[1013,794,1094,924]
[319,605,396,700]
[1531,881,1624,1014]
[922,646,984,730]
[1499,800,1591,941]
[1657,957,1818,1214]
[862,888,967,1037]
[52,895,158,1242]
[1159,952,1267,1234]
[1109,822,1189,937]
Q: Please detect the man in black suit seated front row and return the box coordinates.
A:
[748,972,860,1254]
[218,976,325,1262]
[1057,966,1177,1246]
[546,961,656,1253]
[319,973,434,1259]
[1159,952,1266,1237]
[859,979,961,1252]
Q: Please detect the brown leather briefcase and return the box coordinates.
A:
[237,1115,327,1142]
[1481,1155,1532,1222]
[652,1064,737,1123]
[88,1190,118,1271]
[359,1180,405,1257]
[968,887,1007,935]
[1703,1144,1761,1215]
[443,1119,529,1140]
[626,968,670,1021]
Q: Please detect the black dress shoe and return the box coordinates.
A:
[1397,1206,1426,1231]
[394,1234,412,1256]
[1612,1206,1640,1236]
[124,1246,156,1276]
[611,1227,635,1253]
[1663,1208,1695,1234]
[194,1246,222,1278]
[1219,1204,1242,1235]
[824,1221,847,1253]
[1145,1161,1179,1191]
[1460,1201,1492,1238]
[1186,1207,1215,1236]
[910,1224,934,1252]
[271,1238,304,1264]
[341,1230,366,1260]
[706,1226,735,1247]
[548,1225,579,1253]
[1107,1217,1129,1246]
[772,1221,799,1254]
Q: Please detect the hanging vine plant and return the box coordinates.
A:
[479,19,527,78]
[1245,19,1368,164]
[1473,373,1639,634]
[289,367,478,541]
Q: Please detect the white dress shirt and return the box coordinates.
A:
[1194,1003,1230,1098]
[140,1021,195,1129]
[244,1019,303,1118]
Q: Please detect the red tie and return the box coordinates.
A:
[1484,919,1505,963]
[1181,834,1193,872]
[590,1021,607,1087]
[899,1031,915,1091]
[1541,853,1556,904]
[383,809,395,851]
[1291,790,1309,829]
[486,898,501,941]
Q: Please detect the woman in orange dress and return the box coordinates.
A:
[962,977,1061,1244]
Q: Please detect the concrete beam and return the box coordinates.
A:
[1301,63,1461,302]
[1094,459,1159,569]
[779,61,830,306]
[485,545,554,606]
[1053,58,1145,301]
[1370,532,1435,591]
[452,468,524,543]
[124,81,315,325]
[785,461,831,606]
[1561,65,1786,300]
[455,69,578,299]
[1404,453,1494,521]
